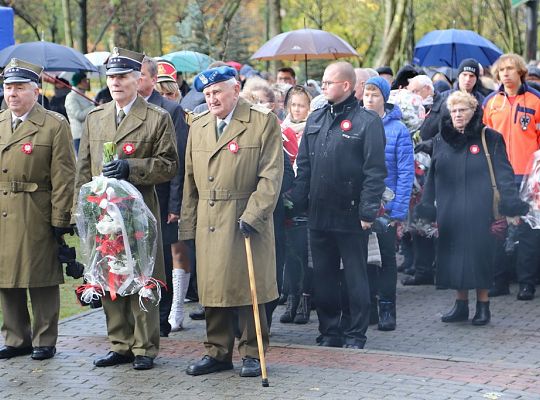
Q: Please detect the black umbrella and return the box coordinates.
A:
[0,41,97,72]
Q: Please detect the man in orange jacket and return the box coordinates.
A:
[483,53,540,300]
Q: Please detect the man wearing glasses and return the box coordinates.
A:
[290,61,387,349]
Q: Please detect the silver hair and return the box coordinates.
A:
[131,71,142,80]
[409,74,434,91]
[142,56,158,78]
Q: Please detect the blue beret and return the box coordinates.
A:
[366,76,391,102]
[194,66,237,92]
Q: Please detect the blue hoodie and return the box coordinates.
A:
[382,104,415,220]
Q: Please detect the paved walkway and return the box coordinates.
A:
[1,278,539,399]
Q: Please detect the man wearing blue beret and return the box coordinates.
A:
[180,66,283,377]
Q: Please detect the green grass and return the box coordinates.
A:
[0,235,89,327]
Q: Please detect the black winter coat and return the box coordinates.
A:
[417,109,528,289]
[292,93,387,232]
[148,90,189,244]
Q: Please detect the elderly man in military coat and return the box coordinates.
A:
[73,48,178,370]
[180,66,283,377]
[0,59,76,361]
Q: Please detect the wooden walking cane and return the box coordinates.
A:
[244,236,270,387]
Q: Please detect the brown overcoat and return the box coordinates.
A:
[179,98,283,307]
[0,104,76,288]
[73,96,178,282]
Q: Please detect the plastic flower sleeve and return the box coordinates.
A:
[520,150,540,229]
[74,143,160,309]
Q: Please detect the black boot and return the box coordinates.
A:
[471,301,491,326]
[293,294,311,324]
[369,302,379,325]
[279,295,299,323]
[441,299,469,322]
[377,301,396,331]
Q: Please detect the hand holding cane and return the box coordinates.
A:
[244,235,270,387]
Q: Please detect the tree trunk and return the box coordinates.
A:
[268,0,282,74]
[62,0,73,47]
[76,0,88,53]
[374,0,407,67]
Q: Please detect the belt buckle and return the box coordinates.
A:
[10,181,18,193]
[209,189,216,201]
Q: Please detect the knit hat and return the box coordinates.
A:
[365,76,390,102]
[71,72,87,86]
[457,58,480,79]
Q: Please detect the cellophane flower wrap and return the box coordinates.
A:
[520,150,540,229]
[75,142,160,310]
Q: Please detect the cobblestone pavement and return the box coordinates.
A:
[1,278,539,399]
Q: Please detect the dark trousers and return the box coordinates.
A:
[367,226,398,302]
[412,233,435,278]
[283,220,313,295]
[265,217,286,327]
[158,242,173,334]
[310,229,369,345]
[516,222,540,286]
[204,305,268,362]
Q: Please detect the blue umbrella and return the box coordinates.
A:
[161,51,214,73]
[0,41,97,72]
[413,29,503,69]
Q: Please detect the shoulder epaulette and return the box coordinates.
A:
[88,105,105,115]
[191,110,210,122]
[46,110,67,122]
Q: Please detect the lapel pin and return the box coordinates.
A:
[122,143,135,155]
[341,119,352,131]
[21,142,33,154]
[228,141,239,154]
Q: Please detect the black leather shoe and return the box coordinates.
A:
[517,284,535,301]
[277,293,287,305]
[403,267,416,276]
[239,357,261,377]
[0,345,32,359]
[94,351,134,367]
[441,300,469,322]
[189,304,205,320]
[186,355,233,376]
[401,274,434,286]
[471,301,491,326]
[133,355,154,370]
[31,346,56,360]
[489,283,510,297]
[318,336,343,348]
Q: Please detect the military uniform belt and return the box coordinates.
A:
[199,189,252,201]
[0,181,51,193]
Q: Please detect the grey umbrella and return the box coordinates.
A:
[0,41,97,72]
[251,28,358,79]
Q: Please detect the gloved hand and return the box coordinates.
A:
[414,140,433,155]
[238,219,257,237]
[102,159,130,180]
[53,226,74,242]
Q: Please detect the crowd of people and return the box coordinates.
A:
[0,45,539,379]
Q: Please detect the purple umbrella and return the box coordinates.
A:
[251,28,358,79]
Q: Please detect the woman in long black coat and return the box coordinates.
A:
[416,91,528,326]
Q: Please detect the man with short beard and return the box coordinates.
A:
[290,62,387,349]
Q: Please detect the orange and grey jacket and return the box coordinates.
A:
[483,83,540,175]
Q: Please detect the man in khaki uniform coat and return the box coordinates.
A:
[180,66,283,377]
[73,48,178,370]
[0,59,76,361]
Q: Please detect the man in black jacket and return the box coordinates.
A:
[291,62,387,349]
[138,56,189,337]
